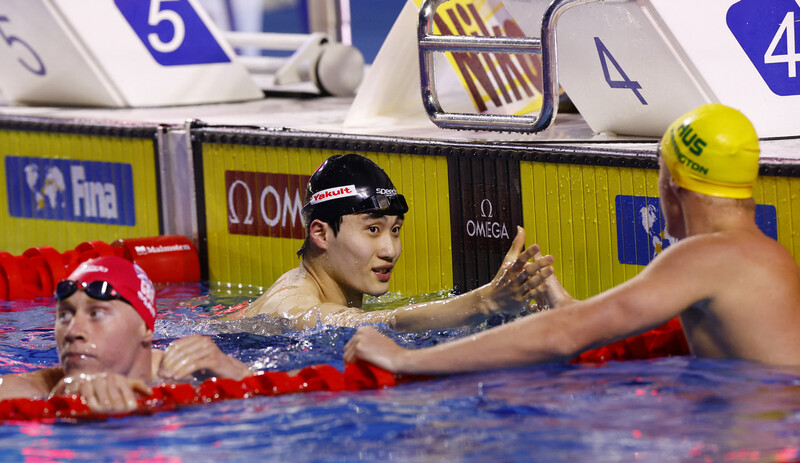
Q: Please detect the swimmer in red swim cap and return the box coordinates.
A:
[0,256,253,413]
[346,104,800,371]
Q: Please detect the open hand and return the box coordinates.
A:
[50,372,151,414]
[476,227,555,315]
[158,335,251,381]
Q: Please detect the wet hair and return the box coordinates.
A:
[296,215,343,258]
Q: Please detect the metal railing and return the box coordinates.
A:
[417,0,600,133]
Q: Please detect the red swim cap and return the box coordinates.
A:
[66,256,157,330]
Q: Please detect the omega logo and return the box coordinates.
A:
[228,180,254,225]
[480,198,493,218]
[225,171,309,239]
[466,198,509,240]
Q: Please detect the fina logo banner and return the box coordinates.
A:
[615,195,778,266]
[225,170,310,239]
[727,0,800,96]
[5,156,136,226]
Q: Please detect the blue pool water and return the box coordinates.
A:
[2,285,800,462]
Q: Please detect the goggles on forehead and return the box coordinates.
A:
[341,193,408,216]
[55,280,130,305]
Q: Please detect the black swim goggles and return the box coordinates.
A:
[340,193,408,216]
[55,280,130,305]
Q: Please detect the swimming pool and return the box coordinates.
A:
[1,285,800,462]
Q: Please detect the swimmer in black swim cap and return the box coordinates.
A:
[247,153,555,331]
[298,153,409,257]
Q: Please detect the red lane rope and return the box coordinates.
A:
[0,320,689,422]
[0,362,424,422]
[0,235,200,300]
[571,317,690,364]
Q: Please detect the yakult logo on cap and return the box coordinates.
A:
[310,185,358,205]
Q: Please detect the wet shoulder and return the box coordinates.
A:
[0,367,63,399]
[245,267,323,317]
[665,229,787,268]
[679,229,800,301]
[649,229,799,293]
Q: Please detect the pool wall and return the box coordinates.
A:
[1,116,799,300]
[0,119,162,251]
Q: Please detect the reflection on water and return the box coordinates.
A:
[1,284,799,462]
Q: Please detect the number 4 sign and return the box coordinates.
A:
[727,0,800,96]
[594,37,647,105]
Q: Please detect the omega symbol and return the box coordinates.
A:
[227,180,254,225]
[480,199,493,218]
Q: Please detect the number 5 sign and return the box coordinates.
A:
[114,0,230,66]
[0,0,260,107]
[728,0,800,96]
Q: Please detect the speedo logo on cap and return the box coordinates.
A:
[310,185,358,205]
[375,188,397,197]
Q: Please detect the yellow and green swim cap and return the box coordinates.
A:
[660,104,760,199]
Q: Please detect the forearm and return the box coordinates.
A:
[0,376,44,400]
[389,286,494,332]
[392,311,571,374]
[0,369,58,400]
[393,287,680,375]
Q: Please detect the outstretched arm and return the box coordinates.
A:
[382,227,556,331]
[261,227,557,331]
[345,239,710,374]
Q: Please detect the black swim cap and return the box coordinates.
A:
[302,154,409,226]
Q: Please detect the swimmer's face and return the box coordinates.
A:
[326,213,403,297]
[658,156,687,239]
[55,290,151,377]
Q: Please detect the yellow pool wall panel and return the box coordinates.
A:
[522,160,800,301]
[0,128,160,254]
[753,175,800,264]
[200,143,453,296]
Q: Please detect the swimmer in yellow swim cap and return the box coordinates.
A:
[660,103,760,199]
[346,104,800,371]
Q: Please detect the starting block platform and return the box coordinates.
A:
[0,0,798,302]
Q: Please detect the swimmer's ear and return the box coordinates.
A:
[308,219,329,250]
[140,324,154,346]
[668,176,686,198]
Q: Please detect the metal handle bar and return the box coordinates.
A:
[418,0,600,133]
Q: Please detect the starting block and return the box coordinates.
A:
[418,0,800,137]
[0,0,263,107]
